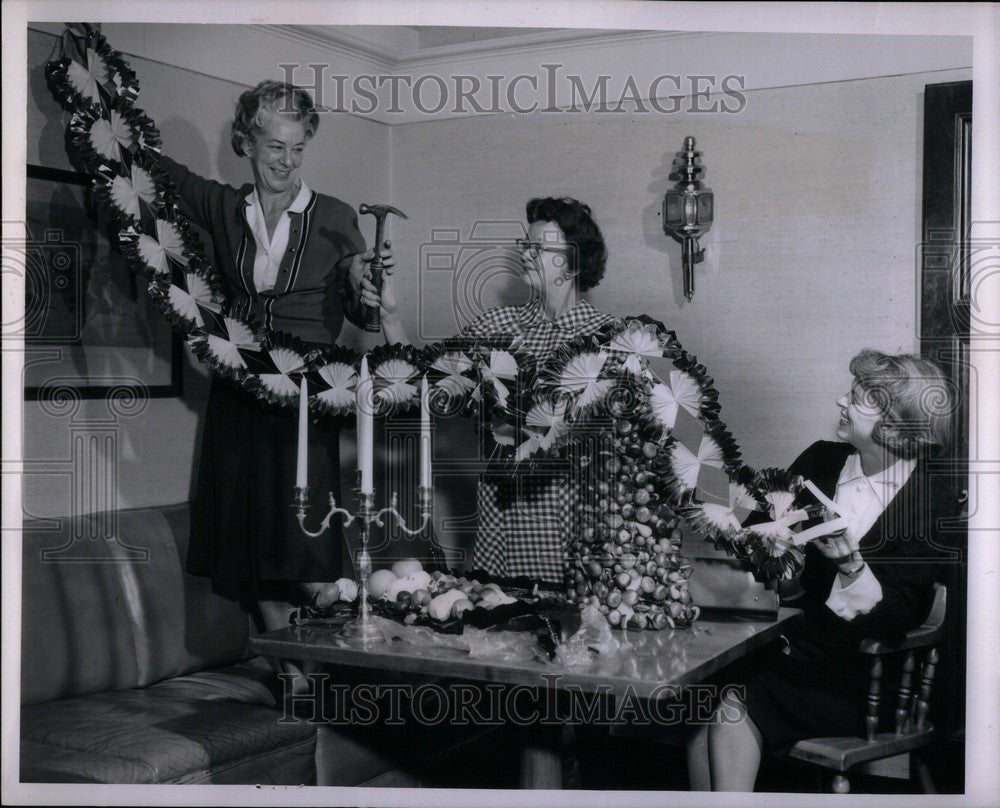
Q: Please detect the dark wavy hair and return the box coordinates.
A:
[231,81,320,157]
[849,349,954,458]
[526,197,607,292]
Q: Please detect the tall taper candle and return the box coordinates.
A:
[295,376,308,488]
[420,375,431,489]
[357,356,374,494]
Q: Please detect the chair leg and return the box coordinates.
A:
[912,753,937,794]
[831,773,850,793]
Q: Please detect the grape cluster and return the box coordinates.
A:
[566,409,696,631]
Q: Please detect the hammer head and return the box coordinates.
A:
[359,203,408,221]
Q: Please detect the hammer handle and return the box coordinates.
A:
[362,218,387,332]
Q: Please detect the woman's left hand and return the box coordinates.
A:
[352,240,396,313]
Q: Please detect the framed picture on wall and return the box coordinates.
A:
[22,164,183,400]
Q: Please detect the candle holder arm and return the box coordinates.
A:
[294,488,358,538]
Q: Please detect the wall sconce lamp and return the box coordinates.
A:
[662,136,714,301]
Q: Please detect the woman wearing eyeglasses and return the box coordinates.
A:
[381,197,616,582]
[685,350,958,792]
[465,198,617,582]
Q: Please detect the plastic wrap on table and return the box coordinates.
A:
[553,604,620,665]
[365,615,545,664]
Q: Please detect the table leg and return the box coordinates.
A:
[518,723,563,789]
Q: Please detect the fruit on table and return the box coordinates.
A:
[368,569,398,598]
[411,589,432,609]
[315,582,341,608]
[428,589,466,621]
[450,598,475,619]
[391,558,424,578]
[334,578,359,603]
[384,570,432,601]
[478,589,517,609]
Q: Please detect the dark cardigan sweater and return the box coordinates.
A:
[159,156,367,345]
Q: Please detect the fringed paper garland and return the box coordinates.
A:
[47,25,813,585]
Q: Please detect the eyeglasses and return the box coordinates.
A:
[515,238,572,258]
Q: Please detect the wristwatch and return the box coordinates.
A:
[840,558,866,580]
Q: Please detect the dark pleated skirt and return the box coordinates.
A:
[187,374,348,586]
[738,641,886,757]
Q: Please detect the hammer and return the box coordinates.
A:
[358,203,408,333]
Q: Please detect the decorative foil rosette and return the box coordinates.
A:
[189,312,259,379]
[737,468,808,581]
[367,343,421,415]
[418,339,479,417]
[605,315,680,374]
[240,332,314,407]
[309,345,361,418]
[538,333,617,417]
[67,102,161,173]
[45,26,139,115]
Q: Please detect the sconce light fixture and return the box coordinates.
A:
[662,136,714,301]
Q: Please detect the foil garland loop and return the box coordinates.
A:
[309,345,362,418]
[418,338,480,418]
[239,331,315,408]
[45,27,139,117]
[366,343,421,416]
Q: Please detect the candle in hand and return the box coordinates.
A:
[295,376,308,489]
[357,356,374,494]
[420,375,431,489]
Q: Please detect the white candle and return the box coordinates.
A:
[357,356,374,494]
[295,376,308,489]
[420,375,431,489]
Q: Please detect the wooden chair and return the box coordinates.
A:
[787,583,947,794]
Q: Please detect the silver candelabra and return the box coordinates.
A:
[294,476,433,644]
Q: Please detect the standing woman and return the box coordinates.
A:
[381,197,618,582]
[687,350,957,791]
[159,81,389,630]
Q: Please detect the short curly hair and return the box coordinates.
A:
[849,349,955,458]
[231,81,320,157]
[526,197,607,292]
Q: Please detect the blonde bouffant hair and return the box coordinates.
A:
[849,349,954,458]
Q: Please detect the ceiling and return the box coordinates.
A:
[404,26,557,49]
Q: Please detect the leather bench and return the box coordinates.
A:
[19,503,509,786]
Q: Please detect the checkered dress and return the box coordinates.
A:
[464,299,618,583]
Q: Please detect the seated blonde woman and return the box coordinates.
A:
[687,350,958,791]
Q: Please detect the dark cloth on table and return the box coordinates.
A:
[160,156,366,586]
[739,440,956,755]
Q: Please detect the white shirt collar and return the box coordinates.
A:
[838,451,916,500]
[245,180,312,216]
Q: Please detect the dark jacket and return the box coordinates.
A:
[159,156,366,344]
[786,440,957,662]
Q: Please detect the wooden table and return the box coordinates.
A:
[251,607,801,788]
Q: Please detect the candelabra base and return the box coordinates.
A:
[338,615,383,644]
